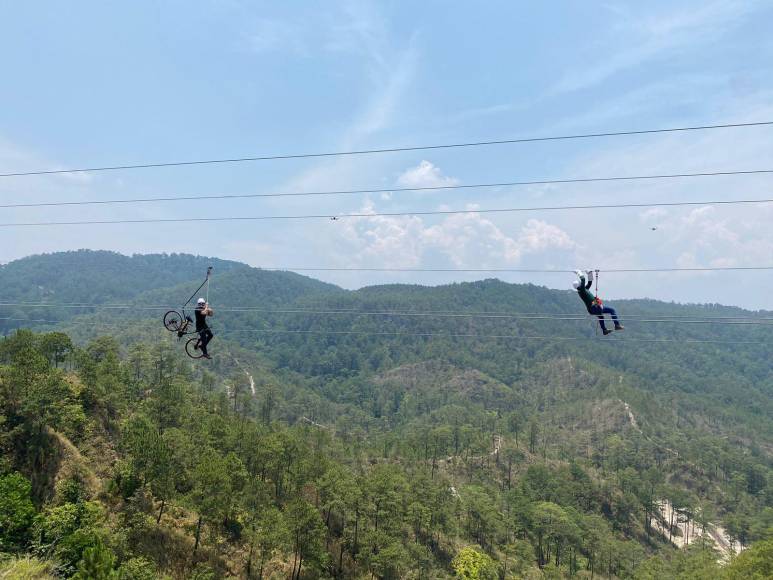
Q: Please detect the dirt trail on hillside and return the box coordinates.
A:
[230,355,256,396]
[301,416,332,431]
[620,403,739,560]
[491,435,502,456]
[619,400,641,432]
[654,500,741,560]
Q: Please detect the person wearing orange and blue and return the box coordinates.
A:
[573,270,624,335]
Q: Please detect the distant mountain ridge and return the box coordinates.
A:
[2,250,771,447]
[0,250,243,304]
[0,250,342,325]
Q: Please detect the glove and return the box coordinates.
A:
[586,270,594,282]
[575,270,584,278]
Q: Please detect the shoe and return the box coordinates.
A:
[614,325,624,331]
[202,353,212,359]
[602,329,613,336]
[194,341,200,351]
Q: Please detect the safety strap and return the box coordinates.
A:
[205,266,212,304]
[183,266,213,308]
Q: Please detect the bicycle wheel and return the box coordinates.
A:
[163,310,184,332]
[185,337,204,359]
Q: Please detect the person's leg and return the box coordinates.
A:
[589,304,608,333]
[595,315,608,333]
[603,306,623,329]
[199,329,212,355]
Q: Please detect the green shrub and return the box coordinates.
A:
[116,556,157,580]
[73,540,118,579]
[189,563,216,580]
[33,501,110,576]
[451,546,498,579]
[0,472,36,551]
[724,539,773,579]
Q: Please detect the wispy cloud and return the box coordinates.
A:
[276,4,418,195]
[396,160,459,189]
[243,18,307,55]
[323,0,391,78]
[552,1,762,95]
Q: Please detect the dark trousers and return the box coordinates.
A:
[197,328,213,354]
[589,304,620,332]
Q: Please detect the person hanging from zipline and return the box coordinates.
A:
[573,270,624,335]
[194,297,214,359]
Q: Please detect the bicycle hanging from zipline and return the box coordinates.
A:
[162,266,214,359]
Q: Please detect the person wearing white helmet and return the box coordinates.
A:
[194,297,214,358]
[573,270,623,336]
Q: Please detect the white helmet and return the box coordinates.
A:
[197,298,206,305]
[572,281,580,290]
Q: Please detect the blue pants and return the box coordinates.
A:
[588,305,620,332]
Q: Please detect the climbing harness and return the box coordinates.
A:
[592,269,603,307]
[590,269,601,335]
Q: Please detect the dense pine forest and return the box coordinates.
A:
[1,251,772,578]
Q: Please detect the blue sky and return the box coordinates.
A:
[2,1,773,308]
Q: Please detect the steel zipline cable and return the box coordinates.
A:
[12,265,773,274]
[3,198,773,228]
[229,265,773,273]
[6,168,773,209]
[2,305,773,325]
[0,317,768,346]
[2,120,771,178]
[223,328,771,345]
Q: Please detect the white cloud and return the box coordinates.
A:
[628,201,773,276]
[338,201,426,267]
[337,203,576,269]
[396,160,460,189]
[639,207,668,222]
[517,219,576,253]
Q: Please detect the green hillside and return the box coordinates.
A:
[1,251,771,579]
[0,251,342,332]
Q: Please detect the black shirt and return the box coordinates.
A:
[195,305,208,331]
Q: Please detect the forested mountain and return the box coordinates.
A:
[1,251,771,579]
[0,251,342,331]
[0,251,241,305]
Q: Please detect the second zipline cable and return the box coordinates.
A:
[3,120,772,178]
[3,197,773,227]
